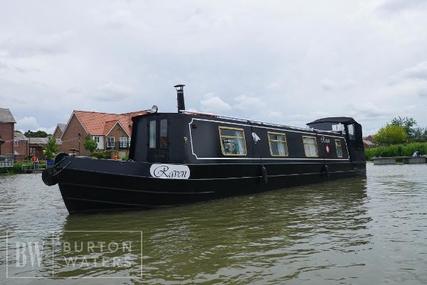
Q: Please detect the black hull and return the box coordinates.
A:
[52,158,366,214]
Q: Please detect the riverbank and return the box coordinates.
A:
[0,161,46,174]
[365,142,427,160]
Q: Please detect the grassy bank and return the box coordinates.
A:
[365,142,427,160]
[0,161,47,174]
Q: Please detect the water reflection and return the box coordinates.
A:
[54,177,369,283]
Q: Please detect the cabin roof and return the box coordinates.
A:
[307,117,357,125]
[180,111,344,136]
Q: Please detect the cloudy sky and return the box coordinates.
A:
[1,0,427,135]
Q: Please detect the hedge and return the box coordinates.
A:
[365,142,427,160]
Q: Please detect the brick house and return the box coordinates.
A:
[14,132,50,161]
[53,123,66,145]
[60,110,146,158]
[0,108,15,157]
[14,131,29,161]
[28,137,49,159]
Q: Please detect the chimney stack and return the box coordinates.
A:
[174,84,185,113]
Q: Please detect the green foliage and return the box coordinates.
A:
[373,124,408,145]
[24,130,49,138]
[91,151,113,159]
[0,160,47,174]
[390,116,427,141]
[365,142,427,160]
[44,136,58,160]
[391,116,417,137]
[84,136,98,154]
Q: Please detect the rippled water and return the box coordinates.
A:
[1,163,427,284]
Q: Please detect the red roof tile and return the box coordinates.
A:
[73,110,146,137]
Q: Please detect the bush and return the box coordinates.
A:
[91,151,113,159]
[84,136,98,154]
[373,124,408,145]
[365,142,427,160]
[44,136,58,160]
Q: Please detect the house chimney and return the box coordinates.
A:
[174,84,185,113]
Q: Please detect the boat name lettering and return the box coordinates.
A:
[320,136,331,144]
[150,164,190,179]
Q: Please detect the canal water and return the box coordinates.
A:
[1,163,427,284]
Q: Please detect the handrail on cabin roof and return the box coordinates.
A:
[181,111,342,135]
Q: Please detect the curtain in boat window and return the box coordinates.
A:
[219,127,247,156]
[335,140,343,158]
[268,132,288,156]
[303,136,318,157]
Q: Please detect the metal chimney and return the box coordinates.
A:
[174,84,185,113]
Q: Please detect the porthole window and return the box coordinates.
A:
[268,132,289,157]
[219,126,247,156]
[303,136,319,157]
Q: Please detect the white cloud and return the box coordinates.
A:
[200,96,232,113]
[16,116,39,131]
[92,82,133,101]
[0,0,426,135]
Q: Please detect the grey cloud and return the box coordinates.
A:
[1,0,427,134]
[90,82,134,102]
[0,32,70,58]
[376,0,427,13]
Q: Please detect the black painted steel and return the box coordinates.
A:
[43,109,366,214]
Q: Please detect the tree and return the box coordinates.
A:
[24,130,49,138]
[44,136,58,160]
[391,116,417,138]
[373,124,408,145]
[84,136,97,154]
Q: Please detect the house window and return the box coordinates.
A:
[149,120,156,149]
[93,136,100,143]
[335,139,343,158]
[106,137,115,149]
[119,137,128,148]
[268,132,288,157]
[219,126,247,156]
[160,119,168,149]
[303,136,319,157]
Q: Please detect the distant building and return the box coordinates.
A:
[14,131,29,161]
[60,110,146,158]
[29,137,49,159]
[363,135,375,148]
[0,108,16,157]
[53,123,66,144]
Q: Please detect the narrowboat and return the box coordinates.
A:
[42,85,366,214]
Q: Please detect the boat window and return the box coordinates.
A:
[302,136,319,157]
[159,119,168,149]
[335,139,343,158]
[347,124,355,140]
[268,132,288,157]
[149,120,156,149]
[332,123,345,133]
[219,126,247,156]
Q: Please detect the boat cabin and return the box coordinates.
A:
[129,86,364,165]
